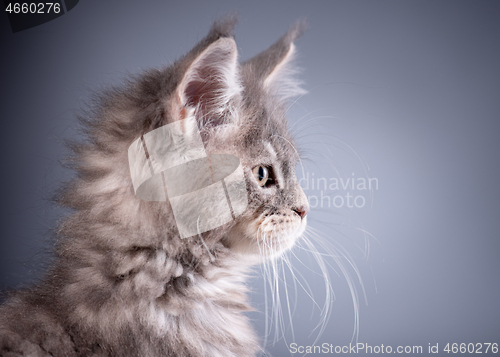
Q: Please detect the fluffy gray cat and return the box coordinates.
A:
[0,16,310,356]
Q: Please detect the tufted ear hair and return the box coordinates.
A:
[243,20,307,100]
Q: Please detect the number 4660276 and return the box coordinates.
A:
[444,343,498,354]
[5,3,61,14]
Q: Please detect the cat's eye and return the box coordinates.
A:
[252,166,270,187]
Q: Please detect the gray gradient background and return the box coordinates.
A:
[1,1,499,356]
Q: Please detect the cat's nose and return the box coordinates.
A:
[293,206,308,219]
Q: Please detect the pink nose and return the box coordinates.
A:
[293,206,308,219]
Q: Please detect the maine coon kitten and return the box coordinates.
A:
[0,16,309,357]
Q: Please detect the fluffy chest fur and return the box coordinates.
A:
[1,244,259,356]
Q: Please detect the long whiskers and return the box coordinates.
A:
[255,219,369,354]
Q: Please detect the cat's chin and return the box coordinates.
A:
[225,215,307,261]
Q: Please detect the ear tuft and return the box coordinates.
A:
[281,18,307,46]
[208,13,239,40]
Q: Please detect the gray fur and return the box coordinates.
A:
[0,16,309,357]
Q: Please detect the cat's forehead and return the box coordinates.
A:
[244,132,299,171]
[232,94,298,166]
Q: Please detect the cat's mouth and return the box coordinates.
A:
[226,209,306,258]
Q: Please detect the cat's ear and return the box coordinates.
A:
[175,36,241,125]
[244,20,307,100]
